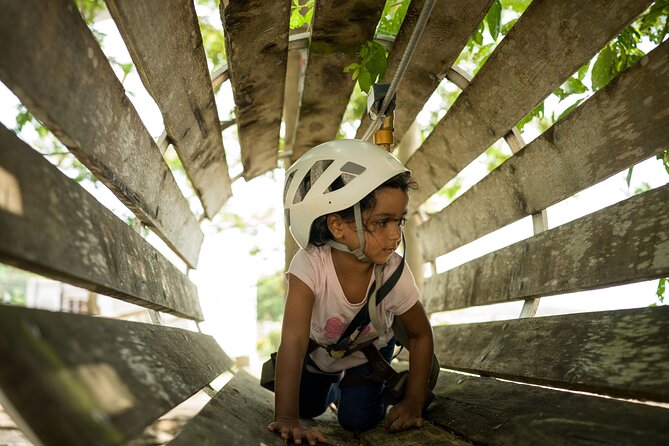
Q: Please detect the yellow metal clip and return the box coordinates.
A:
[374,115,394,152]
[329,349,346,359]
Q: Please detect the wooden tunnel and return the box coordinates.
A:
[0,0,668,444]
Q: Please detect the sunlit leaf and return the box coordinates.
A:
[591,45,617,90]
[556,98,584,122]
[658,278,667,304]
[486,0,502,41]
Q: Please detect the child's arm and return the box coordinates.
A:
[383,301,434,433]
[267,274,327,445]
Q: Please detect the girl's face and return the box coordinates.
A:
[342,187,408,264]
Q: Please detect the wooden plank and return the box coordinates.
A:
[170,370,472,445]
[106,0,232,218]
[420,40,669,261]
[355,0,493,141]
[423,184,669,313]
[291,0,385,160]
[0,0,203,267]
[406,0,652,213]
[0,125,203,320]
[429,371,669,445]
[220,0,290,180]
[0,305,233,446]
[433,307,669,402]
[169,371,284,445]
[363,423,473,445]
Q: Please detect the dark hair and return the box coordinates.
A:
[309,171,416,246]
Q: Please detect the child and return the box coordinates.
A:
[268,139,434,445]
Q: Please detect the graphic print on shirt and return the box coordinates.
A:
[324,315,371,340]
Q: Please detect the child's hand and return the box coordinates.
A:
[268,417,327,445]
[383,399,425,433]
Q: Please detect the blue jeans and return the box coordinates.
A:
[298,340,395,433]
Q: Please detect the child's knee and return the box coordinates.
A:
[337,403,385,433]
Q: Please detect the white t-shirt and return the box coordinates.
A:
[288,244,419,372]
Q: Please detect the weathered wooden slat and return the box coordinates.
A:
[430,370,669,445]
[0,125,203,320]
[434,307,669,402]
[169,371,283,445]
[355,0,493,141]
[420,40,669,261]
[291,0,385,160]
[170,369,472,445]
[106,0,232,218]
[423,184,669,313]
[363,423,474,445]
[0,0,203,267]
[406,0,652,213]
[0,305,233,446]
[221,0,290,180]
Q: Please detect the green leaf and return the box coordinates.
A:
[564,77,588,95]
[345,40,387,94]
[15,106,33,131]
[501,0,532,13]
[556,98,584,122]
[657,149,669,175]
[618,26,640,51]
[591,45,617,90]
[576,61,590,81]
[365,41,388,80]
[486,0,502,40]
[626,48,646,67]
[555,77,587,102]
[343,63,359,74]
[473,43,495,73]
[501,17,518,35]
[290,0,314,30]
[554,88,568,101]
[517,102,544,131]
[473,22,484,46]
[303,5,314,27]
[377,0,411,37]
[360,43,370,58]
[625,166,634,187]
[658,278,667,304]
[357,67,373,94]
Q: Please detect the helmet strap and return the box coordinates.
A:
[328,202,371,263]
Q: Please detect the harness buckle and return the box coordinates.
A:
[329,349,347,359]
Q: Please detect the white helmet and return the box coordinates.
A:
[283,139,409,256]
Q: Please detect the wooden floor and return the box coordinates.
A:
[1,394,473,446]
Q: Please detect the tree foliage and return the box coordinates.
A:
[342,0,411,94]
[0,265,31,307]
[343,40,388,94]
[256,270,285,322]
[290,0,314,31]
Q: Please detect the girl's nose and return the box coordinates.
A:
[389,222,401,242]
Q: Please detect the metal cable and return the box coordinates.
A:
[361,0,436,141]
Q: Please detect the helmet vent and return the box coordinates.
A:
[284,170,296,204]
[324,173,356,194]
[293,159,333,204]
[340,161,366,175]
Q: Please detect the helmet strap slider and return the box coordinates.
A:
[328,202,371,263]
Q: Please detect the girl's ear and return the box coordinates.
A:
[327,214,344,239]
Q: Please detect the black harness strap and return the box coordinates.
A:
[324,254,406,358]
